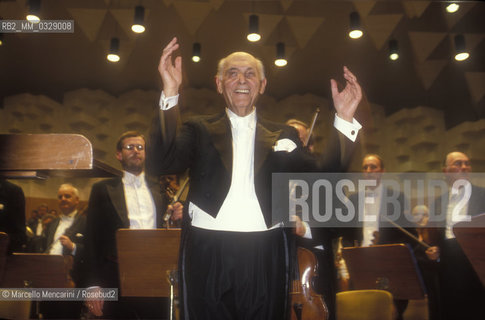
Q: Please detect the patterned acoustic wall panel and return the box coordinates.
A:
[383,106,445,172]
[445,119,485,172]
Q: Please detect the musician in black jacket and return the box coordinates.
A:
[42,183,85,319]
[44,183,86,285]
[425,151,485,320]
[84,131,183,319]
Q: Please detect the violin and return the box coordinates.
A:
[160,174,188,228]
[290,247,328,320]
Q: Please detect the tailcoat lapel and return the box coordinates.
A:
[46,218,61,248]
[106,179,130,228]
[207,113,233,174]
[148,179,164,228]
[206,113,282,175]
[254,120,281,175]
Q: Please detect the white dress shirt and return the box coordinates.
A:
[49,210,77,255]
[190,108,267,231]
[361,183,383,247]
[445,185,469,239]
[122,171,157,229]
[35,219,43,236]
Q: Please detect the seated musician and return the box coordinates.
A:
[339,154,419,320]
[41,183,85,319]
[26,203,51,253]
[44,183,85,284]
[84,131,183,319]
[424,151,485,320]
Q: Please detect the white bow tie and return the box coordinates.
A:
[126,175,143,187]
[231,116,248,129]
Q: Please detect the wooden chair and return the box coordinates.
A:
[336,289,394,320]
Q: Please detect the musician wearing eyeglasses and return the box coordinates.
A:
[84,131,183,318]
[425,151,485,320]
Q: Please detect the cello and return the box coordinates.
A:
[290,247,329,320]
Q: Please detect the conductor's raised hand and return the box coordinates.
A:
[330,66,362,122]
[158,37,182,97]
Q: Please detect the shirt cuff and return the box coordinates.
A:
[72,243,77,256]
[159,91,179,110]
[334,114,362,142]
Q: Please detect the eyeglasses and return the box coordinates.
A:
[123,144,144,151]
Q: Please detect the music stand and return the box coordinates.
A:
[0,253,73,288]
[341,244,426,300]
[453,213,485,286]
[116,229,181,297]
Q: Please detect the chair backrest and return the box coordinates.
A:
[336,289,393,320]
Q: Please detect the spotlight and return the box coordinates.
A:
[454,34,469,61]
[0,33,3,46]
[274,42,287,67]
[107,38,120,63]
[389,39,399,61]
[26,0,41,23]
[131,6,145,33]
[349,12,363,39]
[446,3,460,13]
[247,14,261,42]
[192,42,201,63]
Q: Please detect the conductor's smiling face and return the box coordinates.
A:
[216,53,267,117]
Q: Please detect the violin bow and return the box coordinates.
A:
[304,108,320,147]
